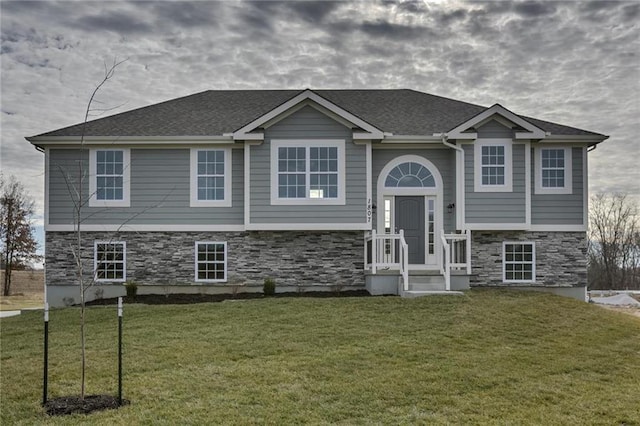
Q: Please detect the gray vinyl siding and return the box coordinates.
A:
[250,106,367,224]
[371,149,456,232]
[476,120,514,138]
[531,147,584,225]
[464,143,526,224]
[48,148,244,225]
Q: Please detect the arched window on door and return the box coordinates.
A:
[384,162,436,188]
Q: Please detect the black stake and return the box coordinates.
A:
[42,303,49,406]
[118,297,123,405]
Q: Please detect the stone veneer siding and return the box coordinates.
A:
[470,231,587,287]
[45,231,365,289]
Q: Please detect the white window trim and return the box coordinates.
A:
[89,149,131,207]
[94,241,127,283]
[474,139,513,192]
[502,241,536,283]
[194,241,228,283]
[190,148,232,207]
[534,147,572,195]
[270,139,346,206]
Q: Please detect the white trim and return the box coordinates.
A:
[473,139,513,193]
[270,139,346,205]
[244,143,251,226]
[233,90,383,140]
[583,147,588,227]
[464,223,587,232]
[376,155,444,266]
[534,146,572,195]
[45,148,50,227]
[194,241,227,283]
[94,240,126,283]
[465,223,528,231]
[245,223,369,231]
[46,224,245,232]
[89,148,131,207]
[448,104,545,140]
[502,241,536,283]
[189,148,232,207]
[27,135,235,144]
[529,224,587,232]
[525,141,531,226]
[365,141,373,226]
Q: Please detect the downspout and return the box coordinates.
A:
[437,133,465,231]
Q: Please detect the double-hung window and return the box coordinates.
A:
[190,149,232,207]
[271,139,345,205]
[503,242,535,283]
[474,140,512,192]
[94,241,126,282]
[195,242,227,282]
[89,149,130,207]
[535,147,572,194]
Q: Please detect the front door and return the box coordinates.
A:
[395,196,425,264]
[394,196,438,266]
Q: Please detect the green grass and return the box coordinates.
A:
[2,290,639,425]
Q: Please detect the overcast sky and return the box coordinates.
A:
[1,0,639,242]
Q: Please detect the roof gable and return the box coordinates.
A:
[232,89,384,140]
[447,104,546,140]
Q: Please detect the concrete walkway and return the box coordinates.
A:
[0,310,21,318]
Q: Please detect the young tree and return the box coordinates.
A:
[0,174,39,296]
[588,193,639,289]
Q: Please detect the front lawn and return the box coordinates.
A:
[1,290,639,424]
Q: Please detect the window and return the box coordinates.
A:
[271,139,345,205]
[195,242,227,282]
[535,147,572,194]
[89,149,130,207]
[384,162,435,188]
[481,145,505,185]
[190,149,232,207]
[94,241,126,282]
[503,242,535,283]
[474,140,512,192]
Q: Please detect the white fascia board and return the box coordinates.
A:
[233,89,384,140]
[538,135,608,144]
[464,223,529,231]
[245,223,371,231]
[27,136,235,145]
[380,135,443,143]
[46,224,246,232]
[447,104,545,140]
[529,224,587,232]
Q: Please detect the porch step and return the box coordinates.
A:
[407,272,445,292]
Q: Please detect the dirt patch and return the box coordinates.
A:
[86,290,371,306]
[44,394,129,416]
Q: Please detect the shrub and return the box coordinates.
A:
[263,278,276,296]
[124,281,138,299]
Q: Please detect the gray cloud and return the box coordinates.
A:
[0,0,638,233]
[70,10,153,34]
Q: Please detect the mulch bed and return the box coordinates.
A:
[85,290,370,306]
[44,394,129,416]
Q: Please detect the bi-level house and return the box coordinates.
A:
[27,89,608,307]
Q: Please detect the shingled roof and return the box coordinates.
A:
[30,89,604,138]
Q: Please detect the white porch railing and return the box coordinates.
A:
[364,230,409,291]
[366,229,471,293]
[440,230,472,291]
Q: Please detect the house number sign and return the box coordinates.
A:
[366,198,372,223]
